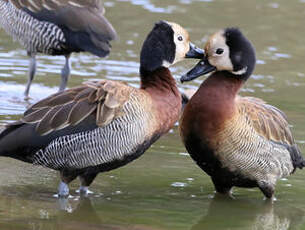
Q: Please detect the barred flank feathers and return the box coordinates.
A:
[33,94,151,170]
[0,1,66,54]
[0,0,117,57]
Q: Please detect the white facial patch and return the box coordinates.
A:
[206,31,234,72]
[167,22,190,65]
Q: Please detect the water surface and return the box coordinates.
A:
[0,0,305,229]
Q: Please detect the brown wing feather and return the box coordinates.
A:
[49,101,75,129]
[21,80,131,135]
[237,96,294,145]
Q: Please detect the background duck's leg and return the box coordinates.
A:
[24,52,36,98]
[77,172,98,195]
[58,170,78,197]
[59,54,71,92]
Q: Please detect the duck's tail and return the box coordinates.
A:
[0,122,24,157]
[289,144,305,171]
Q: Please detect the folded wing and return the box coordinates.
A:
[21,80,130,135]
[237,96,304,169]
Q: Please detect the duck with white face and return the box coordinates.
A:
[181,28,256,82]
[0,20,204,197]
[140,21,204,74]
[180,28,304,199]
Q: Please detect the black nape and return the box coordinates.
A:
[140,21,175,73]
[224,28,256,80]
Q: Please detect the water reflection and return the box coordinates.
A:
[53,197,164,230]
[191,195,304,230]
[0,195,163,230]
[53,198,104,229]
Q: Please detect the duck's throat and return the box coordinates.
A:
[140,67,179,96]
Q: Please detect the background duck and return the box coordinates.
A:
[0,21,204,197]
[0,0,117,98]
[180,28,305,199]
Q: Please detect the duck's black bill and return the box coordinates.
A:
[185,43,205,59]
[180,59,216,83]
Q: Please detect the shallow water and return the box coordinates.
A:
[0,0,305,229]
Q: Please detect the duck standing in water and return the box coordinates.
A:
[0,0,117,98]
[0,21,204,197]
[180,28,304,198]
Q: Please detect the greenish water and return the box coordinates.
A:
[0,0,305,229]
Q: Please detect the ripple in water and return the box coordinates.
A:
[171,182,188,188]
[118,0,177,13]
[179,0,213,4]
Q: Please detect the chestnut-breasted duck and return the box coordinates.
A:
[180,28,304,198]
[0,21,204,197]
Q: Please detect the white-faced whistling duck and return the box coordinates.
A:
[0,21,204,197]
[180,28,305,199]
[0,0,117,98]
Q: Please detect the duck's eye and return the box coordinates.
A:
[216,48,224,55]
[178,35,183,41]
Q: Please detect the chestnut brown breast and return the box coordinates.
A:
[180,73,241,147]
[142,68,182,133]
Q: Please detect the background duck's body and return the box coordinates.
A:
[0,0,117,97]
[0,21,204,196]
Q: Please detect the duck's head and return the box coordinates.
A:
[181,28,256,82]
[140,21,204,73]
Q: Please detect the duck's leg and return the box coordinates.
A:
[24,52,36,99]
[211,177,233,196]
[77,172,98,196]
[258,180,275,199]
[58,170,78,197]
[59,54,71,92]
